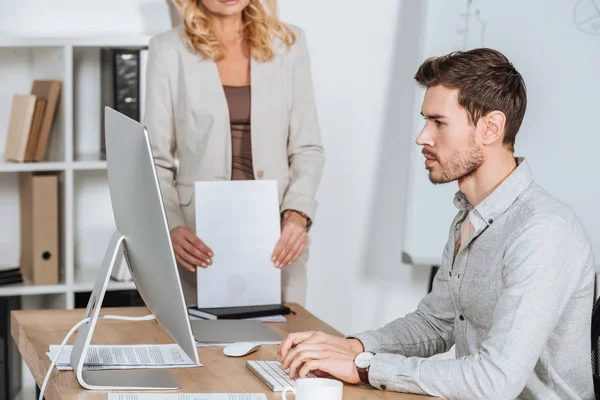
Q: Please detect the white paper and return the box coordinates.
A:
[244,315,286,323]
[47,344,201,371]
[194,180,281,308]
[108,394,267,400]
[195,340,281,348]
[188,314,286,323]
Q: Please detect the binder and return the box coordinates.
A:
[139,48,148,122]
[24,98,47,162]
[4,94,37,162]
[30,80,62,162]
[19,172,59,285]
[100,49,141,156]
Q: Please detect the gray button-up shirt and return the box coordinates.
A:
[352,158,595,399]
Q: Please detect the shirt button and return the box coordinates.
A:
[488,218,494,224]
[459,315,465,321]
[380,385,387,390]
[449,271,452,277]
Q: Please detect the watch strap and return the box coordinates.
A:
[357,365,370,385]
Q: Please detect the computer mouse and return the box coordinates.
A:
[223,342,262,357]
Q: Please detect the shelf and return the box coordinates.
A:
[0,35,151,48]
[0,281,68,296]
[0,160,67,173]
[73,268,136,293]
[73,153,107,170]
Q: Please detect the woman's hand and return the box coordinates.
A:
[170,226,213,272]
[271,211,308,268]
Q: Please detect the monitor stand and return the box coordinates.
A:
[69,231,181,391]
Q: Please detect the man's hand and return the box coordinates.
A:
[271,211,308,268]
[277,331,364,383]
[170,226,213,272]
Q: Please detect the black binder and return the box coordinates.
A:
[187,304,291,320]
[100,48,141,156]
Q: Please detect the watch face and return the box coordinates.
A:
[354,352,374,369]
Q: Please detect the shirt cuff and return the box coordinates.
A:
[166,209,186,232]
[280,195,317,226]
[347,331,382,353]
[368,353,404,390]
[368,354,428,395]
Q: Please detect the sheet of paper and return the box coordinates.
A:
[188,314,287,323]
[194,180,281,308]
[108,394,267,400]
[195,340,281,348]
[47,344,201,370]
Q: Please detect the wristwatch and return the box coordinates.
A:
[354,351,375,385]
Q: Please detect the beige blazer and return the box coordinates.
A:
[144,24,325,233]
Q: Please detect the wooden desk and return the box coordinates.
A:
[11,304,435,400]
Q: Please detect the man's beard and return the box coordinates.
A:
[424,133,484,184]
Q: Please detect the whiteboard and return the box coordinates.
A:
[403,0,600,266]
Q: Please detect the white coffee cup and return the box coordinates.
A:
[281,378,343,400]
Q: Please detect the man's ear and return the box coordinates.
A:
[481,110,506,145]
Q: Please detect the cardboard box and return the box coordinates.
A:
[19,172,59,285]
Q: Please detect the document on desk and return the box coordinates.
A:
[47,344,201,371]
[195,180,281,308]
[188,314,287,323]
[108,394,267,400]
[195,340,281,348]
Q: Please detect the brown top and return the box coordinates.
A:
[224,85,254,181]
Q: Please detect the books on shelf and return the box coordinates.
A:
[4,94,37,162]
[30,80,62,162]
[3,80,62,163]
[0,267,23,286]
[24,98,47,161]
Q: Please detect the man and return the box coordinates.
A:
[277,48,595,399]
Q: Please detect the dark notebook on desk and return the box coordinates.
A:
[187,304,291,320]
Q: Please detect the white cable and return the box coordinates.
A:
[38,314,155,400]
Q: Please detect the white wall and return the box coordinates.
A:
[0,0,432,335]
[277,1,431,334]
[0,0,172,36]
[404,0,600,266]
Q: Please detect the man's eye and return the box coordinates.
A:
[435,120,443,127]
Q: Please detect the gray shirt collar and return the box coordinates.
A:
[453,157,534,225]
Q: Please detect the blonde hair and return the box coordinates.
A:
[172,0,296,62]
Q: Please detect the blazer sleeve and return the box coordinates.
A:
[144,37,186,230]
[280,28,325,225]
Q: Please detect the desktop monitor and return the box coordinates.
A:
[68,107,199,390]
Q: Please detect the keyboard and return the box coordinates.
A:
[246,360,316,392]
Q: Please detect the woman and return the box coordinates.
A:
[144,0,324,307]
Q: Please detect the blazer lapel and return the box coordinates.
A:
[185,51,231,178]
[250,57,280,177]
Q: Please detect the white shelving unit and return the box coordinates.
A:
[0,35,149,398]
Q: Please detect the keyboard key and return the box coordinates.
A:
[246,360,316,392]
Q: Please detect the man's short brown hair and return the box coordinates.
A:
[414,48,527,151]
